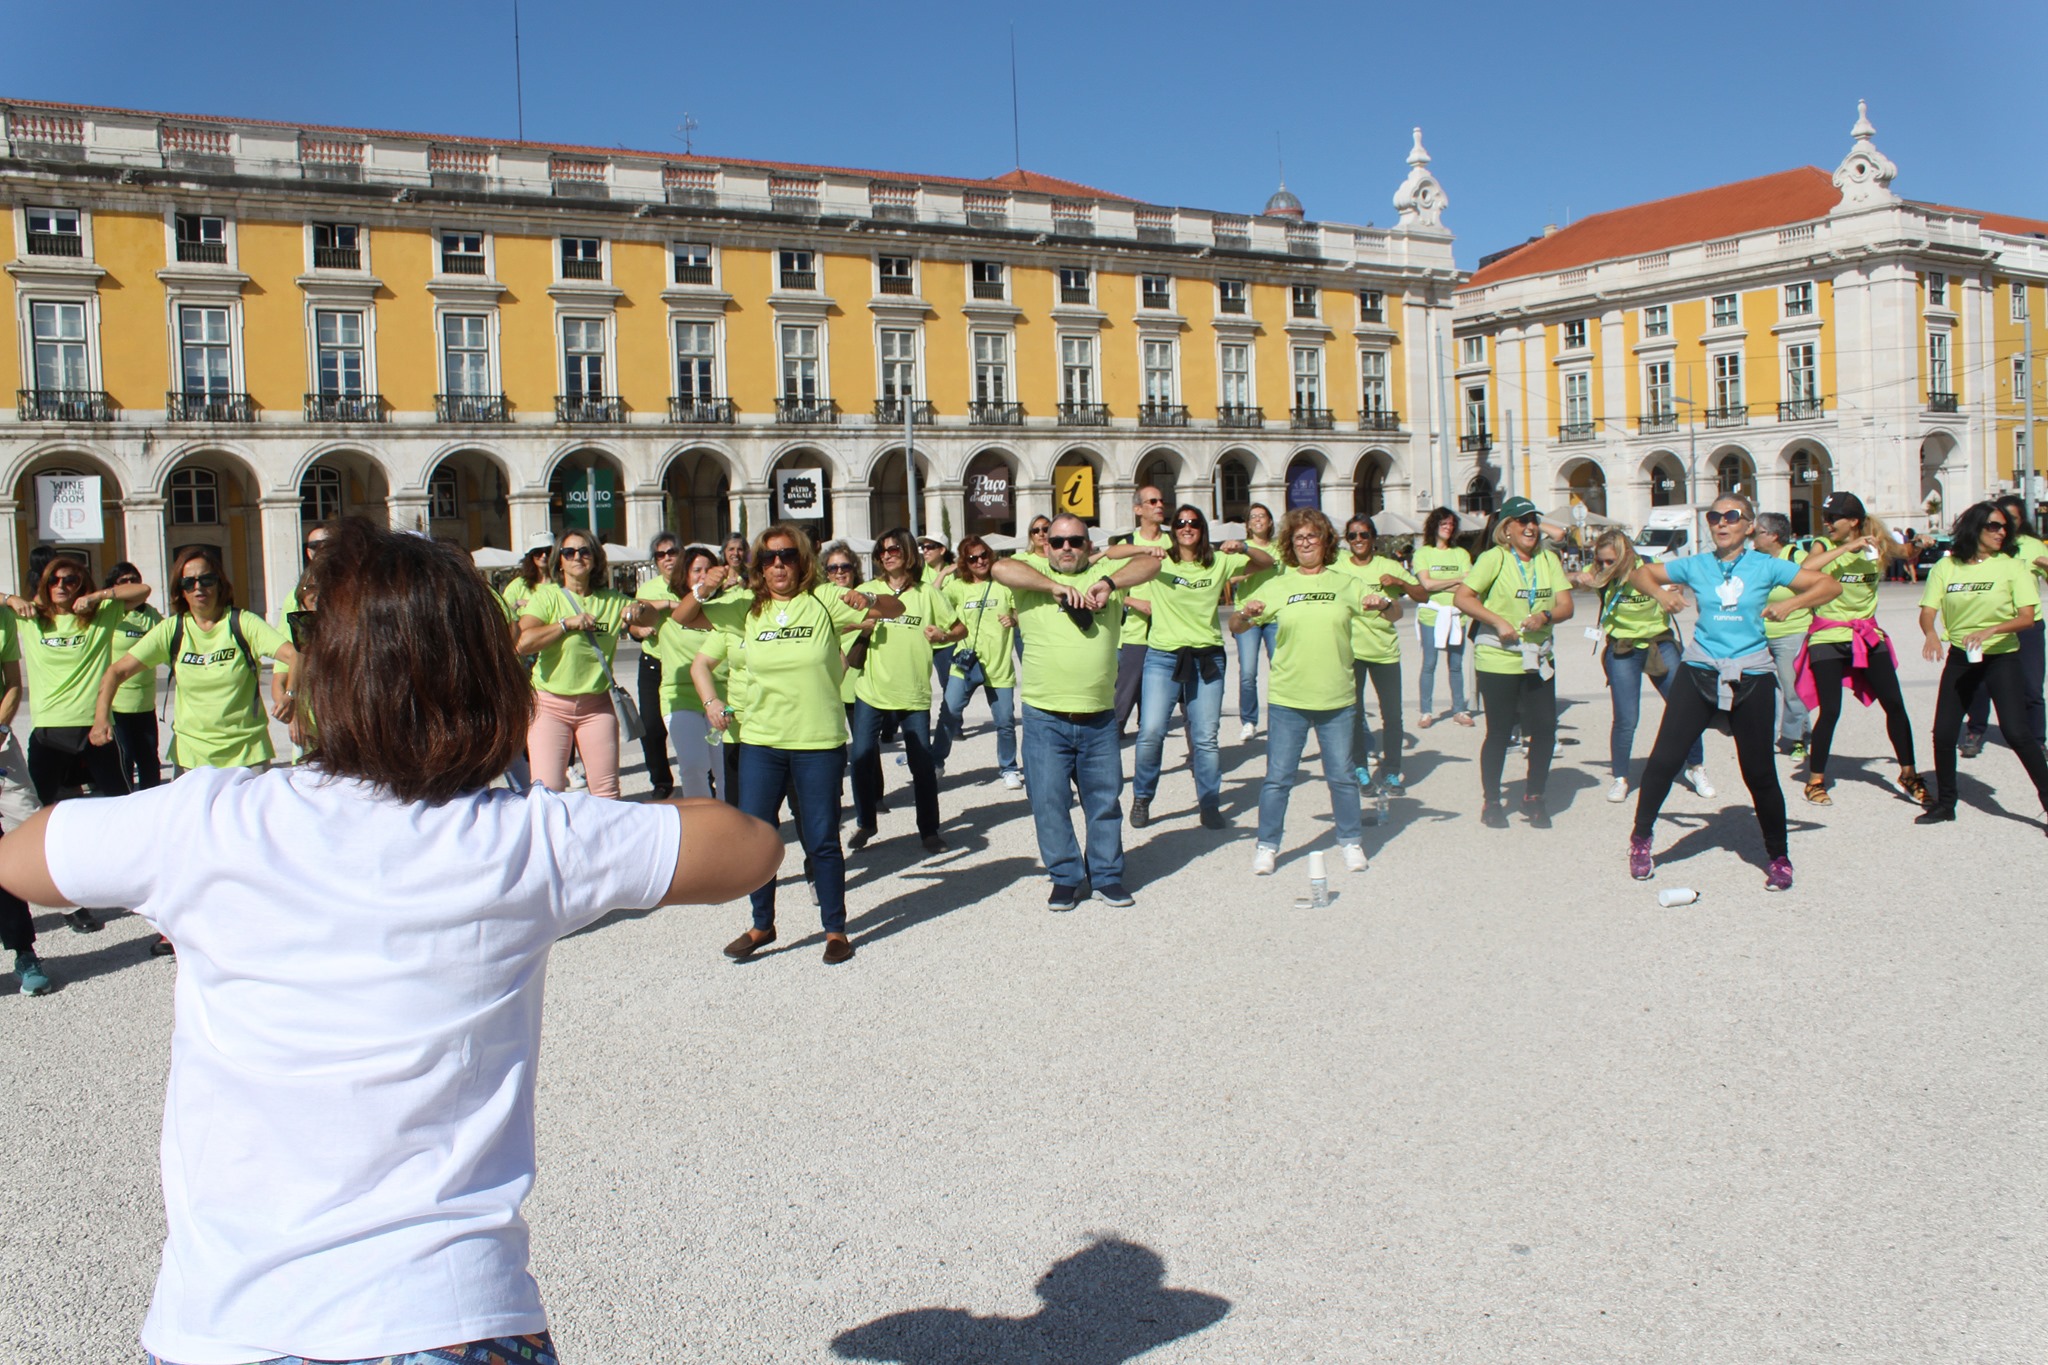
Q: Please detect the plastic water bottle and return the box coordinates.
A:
[1307,850,1330,908]
[1657,887,1698,907]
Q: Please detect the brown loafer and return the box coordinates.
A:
[723,929,775,961]
[822,936,854,966]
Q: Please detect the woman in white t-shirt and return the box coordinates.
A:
[0,517,780,1365]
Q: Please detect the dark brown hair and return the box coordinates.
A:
[30,553,94,622]
[168,546,236,616]
[547,529,608,587]
[299,517,530,803]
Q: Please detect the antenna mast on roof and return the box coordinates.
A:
[674,114,699,156]
[511,0,526,142]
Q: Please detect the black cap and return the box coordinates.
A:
[1821,492,1865,522]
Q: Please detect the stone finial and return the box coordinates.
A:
[1833,99,1898,210]
[1394,127,1448,229]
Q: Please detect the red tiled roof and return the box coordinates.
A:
[1,95,1135,202]
[1466,167,1839,289]
[1912,201,2048,239]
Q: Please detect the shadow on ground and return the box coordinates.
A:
[830,1237,1229,1364]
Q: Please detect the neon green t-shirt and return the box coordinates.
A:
[945,575,1017,689]
[1920,554,2039,655]
[112,604,164,713]
[1013,564,1126,713]
[128,610,289,769]
[853,577,957,711]
[1466,546,1570,675]
[651,621,719,713]
[722,588,868,750]
[1763,544,1813,640]
[501,575,545,623]
[1335,555,1414,663]
[1808,544,1882,645]
[1598,582,1672,643]
[521,582,631,697]
[1232,542,1281,606]
[1116,528,1173,645]
[1251,568,1366,711]
[2013,533,2048,585]
[696,630,749,741]
[1412,545,1473,627]
[1143,550,1250,652]
[13,599,126,728]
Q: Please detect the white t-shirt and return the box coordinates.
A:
[45,766,680,1365]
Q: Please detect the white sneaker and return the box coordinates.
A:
[1239,721,1256,742]
[1686,765,1716,798]
[1251,846,1277,876]
[1606,776,1630,803]
[1001,771,1024,790]
[1340,843,1368,873]
[568,762,587,791]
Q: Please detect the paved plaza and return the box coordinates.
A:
[3,582,2044,1363]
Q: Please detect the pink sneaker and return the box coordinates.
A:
[1627,836,1654,881]
[1764,857,1794,892]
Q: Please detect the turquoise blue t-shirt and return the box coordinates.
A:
[1663,549,1801,662]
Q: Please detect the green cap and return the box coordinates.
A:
[1499,496,1542,520]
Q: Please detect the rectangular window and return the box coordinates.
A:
[1058,266,1091,305]
[562,318,606,397]
[1927,271,1947,307]
[1459,336,1485,367]
[778,249,816,290]
[178,306,232,394]
[2015,354,2030,395]
[442,314,491,394]
[26,206,83,257]
[675,321,716,400]
[1291,346,1323,411]
[30,301,88,391]
[973,332,1009,403]
[1562,318,1589,349]
[311,222,360,271]
[429,468,460,521]
[314,310,364,396]
[1928,332,1951,392]
[175,213,227,264]
[971,260,1005,300]
[1290,284,1318,319]
[1221,343,1252,409]
[2014,282,2030,322]
[673,242,713,285]
[1643,304,1670,338]
[1143,339,1176,404]
[1713,352,1743,410]
[1061,335,1096,404]
[1784,282,1815,318]
[1785,342,1819,405]
[1644,360,1674,419]
[1711,294,1738,328]
[1564,372,1591,427]
[1357,289,1385,324]
[1463,385,1488,436]
[879,328,916,402]
[1141,274,1172,310]
[1217,279,1247,315]
[27,206,81,236]
[877,255,915,295]
[441,230,486,274]
[1360,350,1388,414]
[780,324,820,400]
[560,236,602,279]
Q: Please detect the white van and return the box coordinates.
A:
[1632,507,1707,561]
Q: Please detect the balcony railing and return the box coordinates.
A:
[17,389,111,422]
[1778,398,1825,422]
[669,396,735,424]
[561,258,603,281]
[441,253,487,276]
[778,269,817,290]
[1556,422,1595,443]
[873,399,934,426]
[303,392,384,422]
[26,232,83,258]
[175,240,228,265]
[436,393,508,422]
[878,275,915,296]
[1705,404,1750,428]
[1359,409,1400,432]
[166,390,252,422]
[777,397,839,425]
[1460,432,1494,452]
[1217,405,1265,429]
[971,280,1006,301]
[556,395,625,423]
[1458,491,1499,515]
[1141,291,1172,311]
[1291,407,1335,431]
[969,400,1027,426]
[1138,402,1189,427]
[1058,401,1109,426]
[1359,305,1386,324]
[1291,300,1319,319]
[313,246,361,270]
[673,263,714,286]
[1060,285,1092,305]
[1637,412,1680,433]
[1218,295,1247,314]
[1927,390,1959,413]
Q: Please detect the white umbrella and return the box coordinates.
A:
[979,533,1020,551]
[603,542,644,562]
[844,536,877,555]
[1364,511,1422,536]
[470,546,520,569]
[1211,521,1249,541]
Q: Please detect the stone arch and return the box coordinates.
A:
[158,446,270,612]
[867,445,935,539]
[1461,471,1498,517]
[424,447,513,551]
[1213,448,1257,522]
[1709,444,1757,503]
[1136,446,1189,513]
[1353,448,1396,518]
[1050,446,1106,527]
[1285,447,1332,512]
[11,447,130,587]
[1778,438,1834,537]
[657,444,739,548]
[766,445,838,540]
[963,446,1020,538]
[1919,431,1959,525]
[297,447,392,532]
[1640,449,1687,507]
[1556,455,1608,517]
[547,446,631,546]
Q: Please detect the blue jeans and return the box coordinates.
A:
[931,645,957,732]
[1134,647,1224,806]
[1603,639,1703,780]
[1765,632,1811,745]
[1257,703,1362,848]
[1235,620,1276,727]
[149,1338,557,1365]
[931,658,1019,776]
[738,743,847,934]
[849,700,940,835]
[1417,628,1468,715]
[1020,703,1123,889]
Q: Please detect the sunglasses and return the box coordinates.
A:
[560,546,593,560]
[1141,497,1164,505]
[1512,514,1541,526]
[760,547,802,566]
[49,573,83,588]
[178,573,220,591]
[824,562,857,574]
[1987,520,2009,531]
[1047,534,1089,549]
[1029,525,1050,535]
[1345,531,1373,541]
[1703,509,1750,525]
[966,552,992,564]
[654,546,679,558]
[1174,520,1204,531]
[112,575,141,586]
[880,544,906,556]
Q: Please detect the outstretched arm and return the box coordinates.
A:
[656,799,782,905]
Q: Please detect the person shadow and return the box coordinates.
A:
[830,1237,1229,1364]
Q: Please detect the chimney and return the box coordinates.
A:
[1543,223,1559,237]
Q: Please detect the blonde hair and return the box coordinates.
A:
[1276,508,1337,568]
[1584,529,1639,591]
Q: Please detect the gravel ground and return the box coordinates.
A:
[3,581,2044,1363]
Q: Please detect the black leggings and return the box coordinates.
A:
[111,710,161,791]
[0,867,30,954]
[1932,651,2048,813]
[1633,667,1789,860]
[1807,642,1916,776]
[28,729,130,805]
[1476,669,1556,801]
[636,650,673,793]
[1964,620,2046,745]
[1353,659,1404,780]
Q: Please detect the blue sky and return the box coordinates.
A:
[13,0,2047,259]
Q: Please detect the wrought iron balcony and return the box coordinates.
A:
[441,253,487,276]
[969,400,1027,426]
[777,397,839,425]
[556,395,625,424]
[17,389,111,422]
[436,392,508,422]
[873,398,934,426]
[1777,398,1825,422]
[1291,407,1335,431]
[778,269,817,291]
[1556,422,1595,443]
[971,280,1006,301]
[669,396,735,424]
[1218,295,1247,315]
[303,392,384,422]
[561,258,603,281]
[1141,291,1172,311]
[1060,285,1092,305]
[1138,402,1189,427]
[175,240,228,265]
[26,232,83,258]
[1927,390,1959,413]
[166,390,252,421]
[878,275,915,296]
[1704,404,1749,428]
[1059,401,1109,426]
[1460,431,1494,452]
[1291,299,1319,319]
[1359,303,1386,324]
[1359,409,1401,432]
[673,263,714,286]
[313,246,361,270]
[1637,412,1680,433]
[1217,405,1265,429]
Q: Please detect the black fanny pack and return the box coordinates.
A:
[35,725,94,755]
[1170,646,1228,685]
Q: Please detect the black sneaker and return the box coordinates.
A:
[1198,804,1227,830]
[1129,799,1152,829]
[920,833,949,854]
[1522,798,1551,829]
[1481,802,1509,829]
[847,826,878,851]
[65,909,101,934]
[1047,885,1080,912]
[1094,882,1135,908]
[1959,729,1985,759]
[1914,806,1957,825]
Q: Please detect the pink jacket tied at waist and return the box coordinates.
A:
[1793,615,1896,712]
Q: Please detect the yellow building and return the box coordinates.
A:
[2,98,1458,609]
[1452,103,2048,538]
